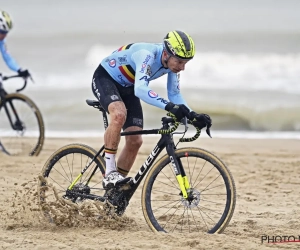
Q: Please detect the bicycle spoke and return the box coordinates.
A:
[154,178,180,192]
[196,174,221,191]
[200,199,225,206]
[189,207,200,232]
[171,207,187,233]
[65,155,73,181]
[191,159,207,188]
[195,205,210,231]
[57,159,73,182]
[151,189,180,197]
[199,205,224,216]
[193,165,214,188]
[201,183,225,192]
[152,199,181,213]
[201,193,227,196]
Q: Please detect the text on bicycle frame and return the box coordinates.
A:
[132,145,160,184]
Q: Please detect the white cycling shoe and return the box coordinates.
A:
[102,171,130,189]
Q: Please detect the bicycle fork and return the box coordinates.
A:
[166,145,190,199]
[2,97,25,132]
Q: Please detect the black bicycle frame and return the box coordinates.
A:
[0,88,23,131]
[0,75,28,132]
[73,103,187,202]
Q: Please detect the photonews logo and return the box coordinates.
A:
[261,235,300,244]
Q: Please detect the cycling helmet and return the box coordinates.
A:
[0,10,13,33]
[163,30,195,60]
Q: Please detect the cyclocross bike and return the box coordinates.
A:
[38,99,236,234]
[0,74,44,156]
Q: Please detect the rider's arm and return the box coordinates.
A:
[0,40,21,72]
[167,72,191,110]
[132,50,168,110]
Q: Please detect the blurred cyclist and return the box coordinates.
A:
[91,30,212,189]
[0,10,31,79]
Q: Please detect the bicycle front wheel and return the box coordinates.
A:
[0,93,44,156]
[37,143,106,222]
[142,147,236,234]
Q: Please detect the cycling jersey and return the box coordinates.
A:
[101,43,189,110]
[0,39,20,72]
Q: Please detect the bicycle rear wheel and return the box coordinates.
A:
[142,147,236,234]
[38,143,106,222]
[0,93,44,156]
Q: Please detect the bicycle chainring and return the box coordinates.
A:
[104,187,129,216]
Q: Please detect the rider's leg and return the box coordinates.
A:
[117,126,143,176]
[91,64,126,178]
[104,101,126,176]
[116,90,144,176]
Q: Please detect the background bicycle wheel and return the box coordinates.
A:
[0,94,44,156]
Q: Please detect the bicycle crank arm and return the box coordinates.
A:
[65,190,106,202]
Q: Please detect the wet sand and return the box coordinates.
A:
[1,136,300,250]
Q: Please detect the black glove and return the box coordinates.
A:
[165,102,190,121]
[188,111,212,130]
[17,69,31,78]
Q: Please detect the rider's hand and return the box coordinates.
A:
[17,69,31,78]
[188,111,212,130]
[165,102,190,121]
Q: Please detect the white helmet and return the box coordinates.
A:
[0,10,13,33]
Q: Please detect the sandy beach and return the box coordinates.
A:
[0,136,300,250]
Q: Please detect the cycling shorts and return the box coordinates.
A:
[91,64,143,130]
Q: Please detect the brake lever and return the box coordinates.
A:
[181,117,189,132]
[29,75,35,83]
[206,127,212,138]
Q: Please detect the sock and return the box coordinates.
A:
[105,147,117,176]
[117,166,129,177]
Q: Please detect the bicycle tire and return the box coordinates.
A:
[142,147,236,234]
[38,143,105,222]
[0,93,44,156]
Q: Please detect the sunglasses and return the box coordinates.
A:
[0,30,8,35]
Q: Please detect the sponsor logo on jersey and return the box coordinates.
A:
[139,76,149,82]
[146,65,152,76]
[148,90,158,98]
[133,118,143,126]
[156,97,168,104]
[110,95,119,100]
[92,78,101,100]
[139,55,151,73]
[118,55,127,64]
[118,75,127,84]
[109,59,116,67]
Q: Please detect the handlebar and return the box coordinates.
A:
[2,74,34,92]
[157,113,212,142]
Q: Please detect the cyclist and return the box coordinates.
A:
[91,30,212,189]
[0,10,31,80]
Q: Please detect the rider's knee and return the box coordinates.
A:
[108,102,127,127]
[126,135,143,150]
[111,111,126,126]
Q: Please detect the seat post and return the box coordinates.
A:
[100,108,109,130]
